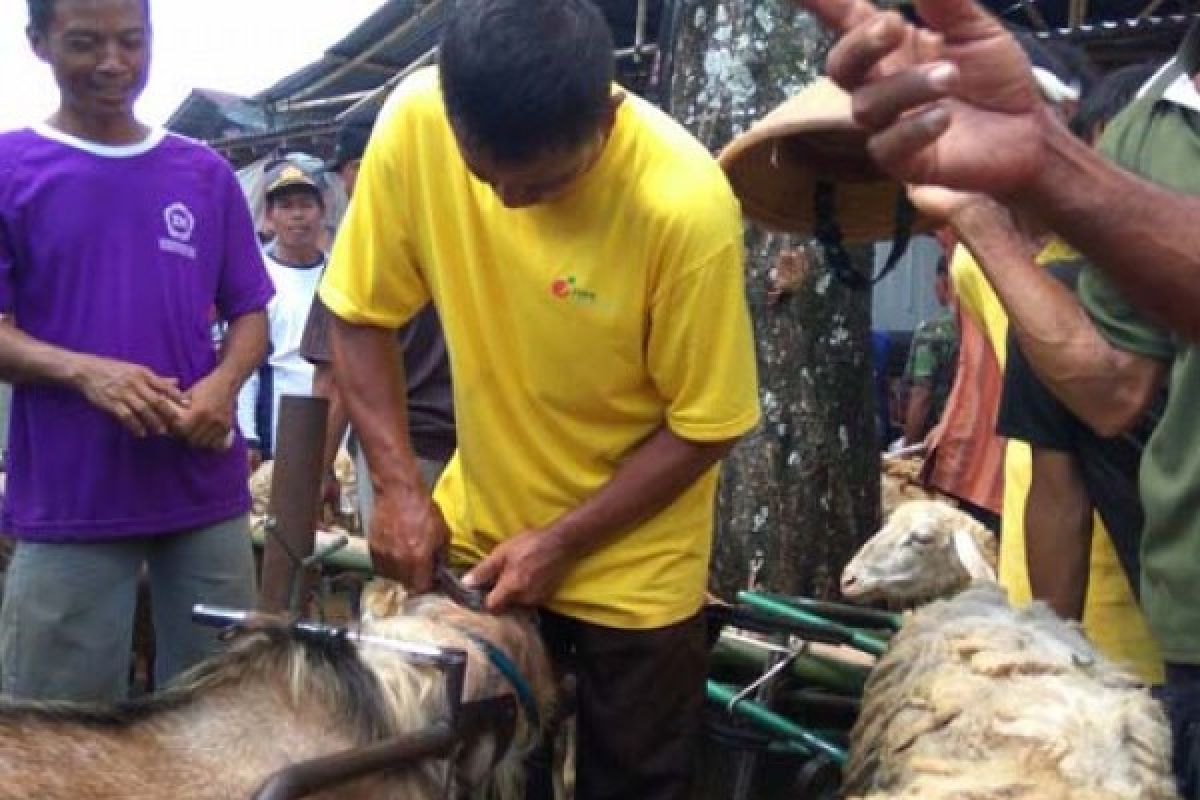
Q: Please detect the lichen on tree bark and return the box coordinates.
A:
[667,0,881,600]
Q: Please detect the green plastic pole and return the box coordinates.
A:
[737,591,888,657]
[707,681,848,765]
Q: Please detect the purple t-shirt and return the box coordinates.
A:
[0,125,274,540]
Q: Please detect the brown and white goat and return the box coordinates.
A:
[0,583,553,800]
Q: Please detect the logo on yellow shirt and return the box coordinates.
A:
[550,275,596,304]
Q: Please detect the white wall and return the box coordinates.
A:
[871,235,944,333]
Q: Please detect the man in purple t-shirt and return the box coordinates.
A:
[0,0,272,703]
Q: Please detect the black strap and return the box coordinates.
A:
[814,181,866,290]
[815,181,915,291]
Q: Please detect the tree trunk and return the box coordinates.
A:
[667,0,880,601]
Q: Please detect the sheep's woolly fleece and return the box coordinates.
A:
[846,584,1177,800]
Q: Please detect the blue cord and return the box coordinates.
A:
[466,632,541,732]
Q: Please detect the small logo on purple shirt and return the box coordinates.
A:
[160,202,197,259]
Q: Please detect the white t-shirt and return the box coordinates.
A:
[236,248,325,453]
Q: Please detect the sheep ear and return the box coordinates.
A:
[952,530,996,582]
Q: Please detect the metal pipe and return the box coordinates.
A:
[707,681,848,765]
[274,90,375,114]
[259,394,329,614]
[281,0,447,104]
[336,46,439,121]
[756,592,902,632]
[252,722,457,800]
[633,0,649,61]
[191,605,466,667]
[615,43,659,60]
[247,696,516,800]
[737,591,888,656]
[710,633,869,695]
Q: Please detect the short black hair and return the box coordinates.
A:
[27,0,150,33]
[1071,62,1161,140]
[438,0,615,163]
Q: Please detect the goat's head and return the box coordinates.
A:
[356,580,556,794]
[841,501,997,607]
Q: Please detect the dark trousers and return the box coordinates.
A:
[1158,663,1200,800]
[526,609,709,800]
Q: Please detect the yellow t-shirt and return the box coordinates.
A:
[320,69,761,629]
[951,243,1163,683]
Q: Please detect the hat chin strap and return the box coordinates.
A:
[813,180,915,291]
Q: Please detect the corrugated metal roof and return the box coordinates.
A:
[185,0,669,164]
[166,89,268,141]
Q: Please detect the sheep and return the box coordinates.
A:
[0,581,554,800]
[839,501,1177,800]
[842,498,997,608]
[879,455,946,520]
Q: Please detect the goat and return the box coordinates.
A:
[839,501,1176,800]
[0,581,554,800]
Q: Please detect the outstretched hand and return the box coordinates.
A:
[793,0,1046,196]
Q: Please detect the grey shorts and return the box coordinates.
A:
[0,514,255,704]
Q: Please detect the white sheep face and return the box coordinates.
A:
[841,501,995,607]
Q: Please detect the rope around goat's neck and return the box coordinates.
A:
[461,632,541,733]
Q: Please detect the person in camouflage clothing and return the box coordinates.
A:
[901,258,959,446]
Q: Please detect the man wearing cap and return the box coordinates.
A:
[301,119,456,530]
[318,1,759,796]
[0,0,271,703]
[237,159,327,467]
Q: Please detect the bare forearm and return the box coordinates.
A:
[212,311,268,394]
[952,201,1158,433]
[548,426,739,560]
[902,387,932,444]
[1018,121,1200,340]
[0,318,91,388]
[1024,449,1091,621]
[328,317,420,492]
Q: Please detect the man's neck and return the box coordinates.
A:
[48,107,150,147]
[271,243,323,268]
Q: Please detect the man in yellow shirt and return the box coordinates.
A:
[319,1,760,797]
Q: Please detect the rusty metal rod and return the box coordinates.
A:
[259,394,329,614]
[249,696,518,800]
[252,722,456,800]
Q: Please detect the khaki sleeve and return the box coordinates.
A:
[647,241,761,441]
[1078,265,1175,363]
